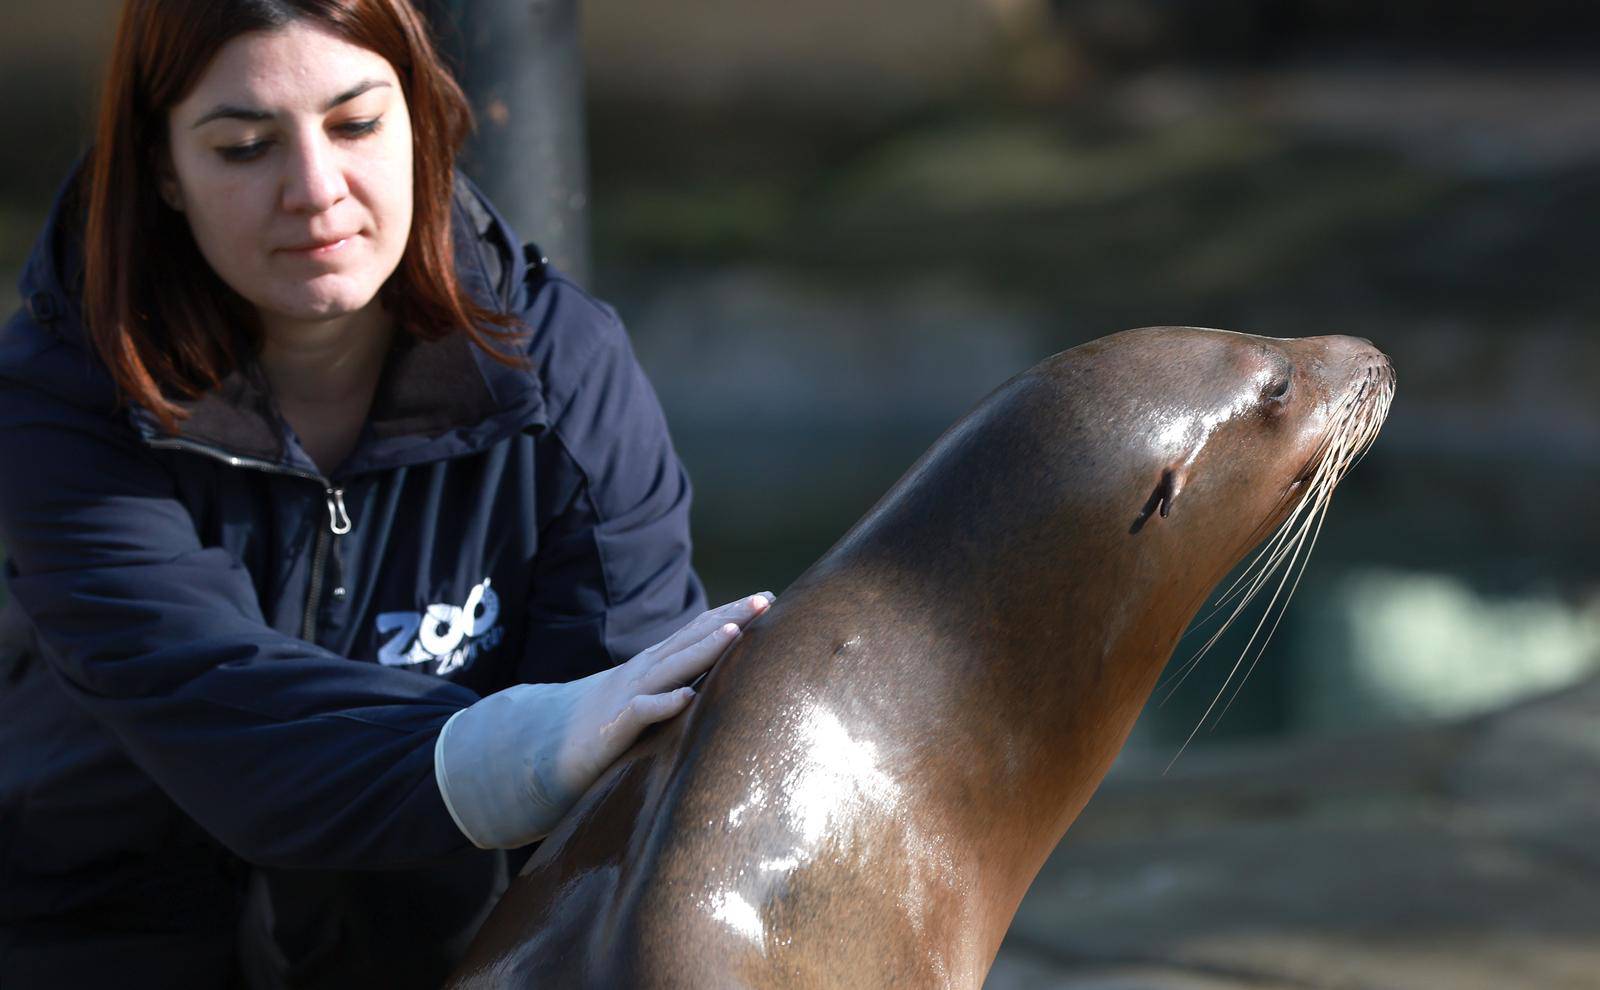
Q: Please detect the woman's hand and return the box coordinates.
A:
[434,593,773,849]
[546,593,772,803]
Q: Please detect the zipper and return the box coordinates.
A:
[144,436,325,484]
[302,525,331,641]
[146,436,352,643]
[325,487,352,535]
[300,488,352,641]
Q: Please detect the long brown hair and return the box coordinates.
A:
[84,0,521,431]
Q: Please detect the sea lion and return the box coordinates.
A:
[446,326,1395,989]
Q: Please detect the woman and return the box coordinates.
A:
[0,0,768,985]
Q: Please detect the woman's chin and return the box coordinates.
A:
[255,286,386,329]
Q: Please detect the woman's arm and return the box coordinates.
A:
[518,277,709,683]
[0,385,479,871]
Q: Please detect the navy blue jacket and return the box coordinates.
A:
[0,171,706,934]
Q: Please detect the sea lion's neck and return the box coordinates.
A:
[808,370,1195,843]
[748,556,1186,952]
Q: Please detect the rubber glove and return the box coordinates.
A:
[434,593,772,849]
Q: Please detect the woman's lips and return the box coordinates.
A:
[280,235,355,257]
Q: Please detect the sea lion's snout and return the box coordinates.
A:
[1311,334,1394,388]
[1324,340,1396,443]
[1277,332,1395,505]
[1367,351,1397,387]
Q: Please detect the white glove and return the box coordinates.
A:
[433,593,772,849]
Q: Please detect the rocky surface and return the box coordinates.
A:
[984,676,1600,989]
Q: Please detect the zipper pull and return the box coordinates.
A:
[325,488,352,535]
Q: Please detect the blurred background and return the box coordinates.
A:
[4,2,1599,986]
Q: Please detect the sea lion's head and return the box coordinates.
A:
[1088,327,1394,544]
[1009,326,1395,656]
[859,326,1394,599]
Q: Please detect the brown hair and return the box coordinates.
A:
[84,0,521,431]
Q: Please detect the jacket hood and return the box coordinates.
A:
[1,161,550,479]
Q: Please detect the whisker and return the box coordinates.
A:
[1155,423,1349,703]
[1214,480,1337,725]
[1204,390,1363,610]
[1158,393,1363,700]
[1187,483,1320,740]
[1161,367,1387,772]
[1157,461,1329,705]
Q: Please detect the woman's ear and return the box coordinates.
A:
[156,149,185,212]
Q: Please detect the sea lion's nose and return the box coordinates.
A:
[1321,336,1396,394]
[1372,352,1397,385]
[1326,333,1376,353]
[1312,334,1388,369]
[1343,337,1394,377]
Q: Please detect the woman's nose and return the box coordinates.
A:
[281,133,348,214]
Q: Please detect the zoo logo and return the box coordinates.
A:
[376,578,503,676]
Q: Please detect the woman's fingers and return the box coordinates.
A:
[597,687,697,762]
[638,621,742,695]
[601,606,762,759]
[600,593,775,755]
[639,593,771,662]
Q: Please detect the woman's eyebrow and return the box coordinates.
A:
[322,79,390,111]
[190,79,391,129]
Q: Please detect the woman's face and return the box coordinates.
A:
[163,20,414,332]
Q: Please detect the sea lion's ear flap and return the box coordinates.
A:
[1130,467,1184,534]
[1159,467,1185,517]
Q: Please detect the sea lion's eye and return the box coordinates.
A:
[1260,372,1292,415]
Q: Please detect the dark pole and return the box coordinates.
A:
[422,0,592,285]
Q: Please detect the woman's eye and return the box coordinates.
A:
[211,117,380,163]
[217,140,270,163]
[335,117,383,139]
